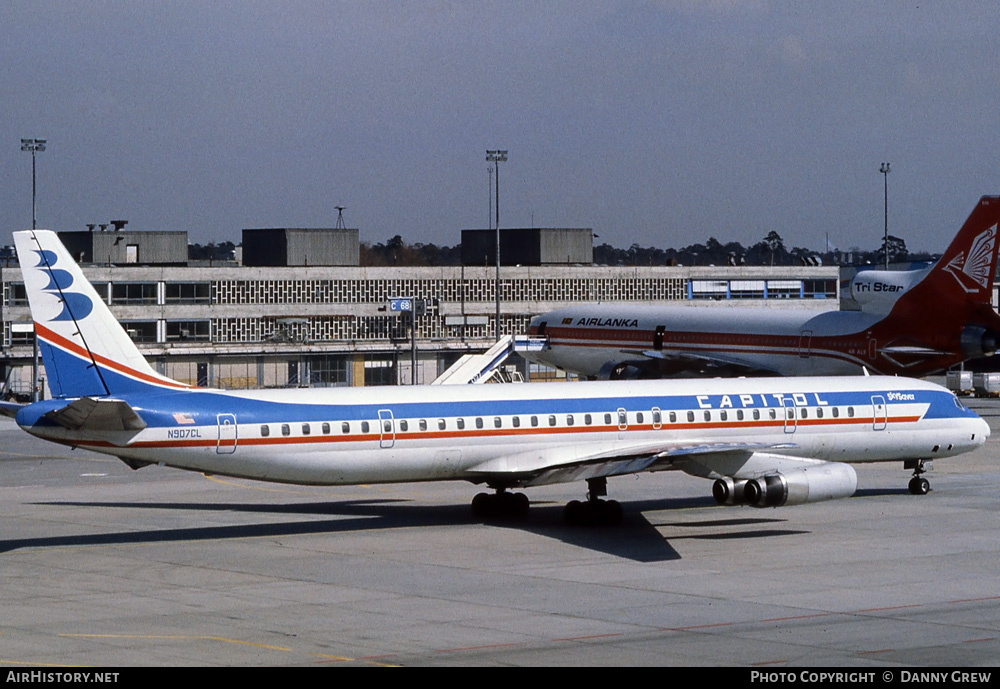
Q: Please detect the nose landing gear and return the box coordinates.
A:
[907,459,931,495]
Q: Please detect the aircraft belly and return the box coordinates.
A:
[111,437,544,486]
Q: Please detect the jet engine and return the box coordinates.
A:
[712,462,857,507]
[960,325,1000,358]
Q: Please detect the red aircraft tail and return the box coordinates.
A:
[884,196,1000,361]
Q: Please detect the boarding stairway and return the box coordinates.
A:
[432,335,526,385]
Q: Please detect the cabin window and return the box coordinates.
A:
[494,417,502,428]
[585,414,592,425]
[719,411,728,422]
[457,418,465,430]
[652,409,661,426]
[260,425,270,437]
[322,423,330,434]
[341,422,350,433]
[566,415,574,426]
[384,420,392,433]
[736,410,744,421]
[848,407,855,418]
[549,415,557,427]
[605,413,612,425]
[768,409,777,420]
[753,410,760,420]
[302,423,310,435]
[800,409,807,419]
[816,408,823,419]
[281,424,290,436]
[399,420,408,432]
[832,407,840,418]
[702,411,710,422]
[438,419,446,430]
[687,411,695,422]
[476,418,484,429]
[669,412,677,423]
[531,415,539,427]
[512,416,520,428]
[636,412,644,424]
[419,419,428,431]
[361,421,370,433]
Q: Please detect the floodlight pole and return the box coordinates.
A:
[21,139,46,402]
[880,162,890,270]
[21,139,46,230]
[486,150,507,341]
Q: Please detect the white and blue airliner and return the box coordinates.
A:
[4,230,990,525]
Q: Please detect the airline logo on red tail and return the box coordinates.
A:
[943,224,997,293]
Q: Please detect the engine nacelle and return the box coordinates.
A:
[742,462,858,507]
[960,325,1000,358]
[712,477,747,505]
[850,270,923,313]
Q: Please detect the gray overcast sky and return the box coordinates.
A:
[1,1,997,254]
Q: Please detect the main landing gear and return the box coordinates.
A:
[470,477,624,526]
[563,477,623,527]
[471,488,530,519]
[907,459,931,495]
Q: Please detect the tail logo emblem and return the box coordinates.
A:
[33,249,94,321]
[943,224,997,294]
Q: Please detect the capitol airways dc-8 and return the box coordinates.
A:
[4,230,989,525]
[522,196,1000,380]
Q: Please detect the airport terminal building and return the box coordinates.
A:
[0,227,839,397]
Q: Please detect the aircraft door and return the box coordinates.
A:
[798,330,813,358]
[871,395,887,431]
[378,409,395,448]
[217,414,237,454]
[617,407,628,439]
[653,325,666,351]
[781,396,797,434]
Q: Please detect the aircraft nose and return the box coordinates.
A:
[978,416,991,444]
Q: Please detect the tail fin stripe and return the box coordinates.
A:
[35,323,191,391]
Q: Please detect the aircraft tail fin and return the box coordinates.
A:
[911,197,1000,306]
[13,230,191,398]
[882,197,1000,360]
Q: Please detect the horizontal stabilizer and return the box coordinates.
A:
[0,401,25,419]
[43,397,147,432]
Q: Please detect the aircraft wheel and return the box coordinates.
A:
[510,492,530,518]
[602,499,623,526]
[471,492,493,517]
[564,500,585,526]
[472,491,530,520]
[909,476,930,495]
[564,498,623,526]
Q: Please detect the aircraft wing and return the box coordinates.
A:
[877,345,951,356]
[467,439,796,487]
[632,349,780,376]
[43,397,147,433]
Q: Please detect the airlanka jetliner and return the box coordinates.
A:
[521,196,1000,380]
[4,231,989,526]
